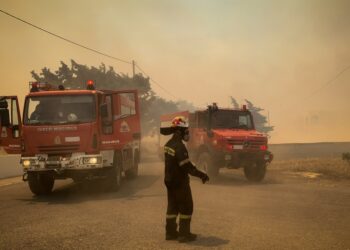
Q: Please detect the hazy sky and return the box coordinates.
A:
[1,0,349,143]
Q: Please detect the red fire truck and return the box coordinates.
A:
[160,103,273,182]
[0,81,141,195]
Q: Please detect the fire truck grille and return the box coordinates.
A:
[38,145,80,154]
[227,139,266,149]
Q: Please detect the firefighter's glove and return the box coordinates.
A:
[201,173,209,184]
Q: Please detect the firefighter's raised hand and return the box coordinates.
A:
[201,173,209,184]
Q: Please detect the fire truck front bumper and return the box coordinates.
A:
[21,154,103,171]
[221,150,273,168]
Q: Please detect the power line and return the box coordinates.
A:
[0,9,132,65]
[135,64,177,99]
[305,65,350,100]
[0,9,177,99]
[280,64,350,111]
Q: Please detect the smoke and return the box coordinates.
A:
[1,0,349,143]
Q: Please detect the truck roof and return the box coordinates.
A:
[27,89,98,97]
[196,108,250,112]
[27,89,138,97]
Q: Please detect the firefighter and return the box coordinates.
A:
[161,116,209,243]
[30,103,44,121]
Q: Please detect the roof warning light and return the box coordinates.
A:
[86,80,95,90]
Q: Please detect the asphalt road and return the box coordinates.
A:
[0,158,349,250]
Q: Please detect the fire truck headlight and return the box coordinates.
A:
[83,157,101,165]
[22,160,31,168]
[22,159,38,168]
[89,157,98,164]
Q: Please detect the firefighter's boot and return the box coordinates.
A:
[178,217,197,243]
[165,217,178,240]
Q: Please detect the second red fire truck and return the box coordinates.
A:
[160,103,273,182]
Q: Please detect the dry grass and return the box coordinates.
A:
[270,157,350,179]
[140,137,350,179]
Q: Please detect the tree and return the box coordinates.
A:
[175,100,197,112]
[230,96,240,109]
[31,60,179,135]
[230,96,274,135]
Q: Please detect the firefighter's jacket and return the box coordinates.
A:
[164,135,205,187]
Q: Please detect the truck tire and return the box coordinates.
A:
[108,151,122,191]
[27,172,54,195]
[243,162,266,182]
[125,151,139,180]
[198,152,219,178]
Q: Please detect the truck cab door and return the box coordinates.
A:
[112,91,141,146]
[109,91,140,169]
[0,96,22,154]
[189,111,207,148]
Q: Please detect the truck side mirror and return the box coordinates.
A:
[12,125,20,138]
[0,109,10,127]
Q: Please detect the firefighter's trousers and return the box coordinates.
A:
[166,183,193,236]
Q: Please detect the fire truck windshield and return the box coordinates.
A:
[211,110,253,130]
[24,95,96,125]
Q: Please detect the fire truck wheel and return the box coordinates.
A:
[125,157,138,180]
[107,152,122,191]
[110,164,122,191]
[198,152,219,178]
[27,172,54,195]
[243,162,266,182]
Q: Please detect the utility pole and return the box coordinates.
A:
[132,60,135,78]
